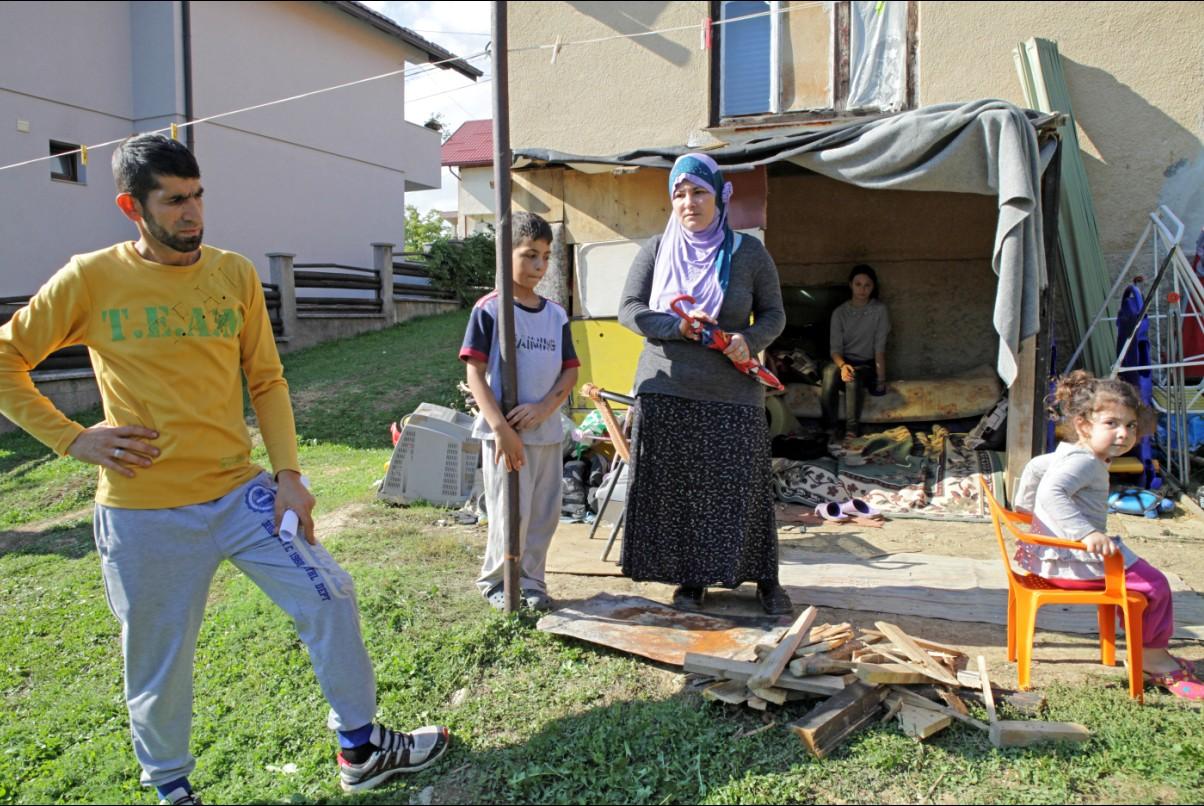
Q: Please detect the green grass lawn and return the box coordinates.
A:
[2,309,1203,804]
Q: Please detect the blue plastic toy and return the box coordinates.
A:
[1107,488,1174,519]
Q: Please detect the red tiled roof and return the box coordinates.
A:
[441,119,493,167]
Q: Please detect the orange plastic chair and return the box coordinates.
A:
[979,478,1147,701]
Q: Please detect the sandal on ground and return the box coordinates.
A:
[484,583,506,611]
[757,583,794,616]
[672,585,706,611]
[815,502,849,522]
[839,498,881,518]
[1144,666,1204,701]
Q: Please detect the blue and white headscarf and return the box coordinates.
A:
[649,153,735,318]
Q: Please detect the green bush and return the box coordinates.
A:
[426,230,496,307]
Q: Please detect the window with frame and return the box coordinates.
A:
[715,0,915,122]
[49,140,86,184]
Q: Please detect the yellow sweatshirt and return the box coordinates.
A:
[0,242,300,508]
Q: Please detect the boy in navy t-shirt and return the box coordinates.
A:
[459,212,579,611]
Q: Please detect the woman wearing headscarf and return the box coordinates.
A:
[618,153,790,615]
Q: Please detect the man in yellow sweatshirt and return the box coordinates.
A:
[0,134,448,805]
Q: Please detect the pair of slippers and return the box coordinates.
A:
[815,498,882,523]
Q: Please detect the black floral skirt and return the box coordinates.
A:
[620,393,779,587]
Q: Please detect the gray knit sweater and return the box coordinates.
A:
[619,234,786,407]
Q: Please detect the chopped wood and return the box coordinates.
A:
[702,679,750,705]
[1005,690,1047,717]
[826,638,865,661]
[936,690,969,716]
[874,622,961,687]
[788,682,889,758]
[977,656,998,723]
[748,606,818,690]
[789,656,856,677]
[851,650,889,665]
[745,696,768,712]
[855,662,931,685]
[794,635,852,658]
[988,720,1090,748]
[888,687,990,732]
[881,694,903,723]
[807,622,851,642]
[898,703,952,740]
[684,653,848,695]
[956,669,981,688]
[860,628,965,656]
[750,685,811,705]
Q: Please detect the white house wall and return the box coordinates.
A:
[0,0,446,296]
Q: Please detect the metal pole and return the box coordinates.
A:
[491,1,521,614]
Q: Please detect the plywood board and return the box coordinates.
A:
[537,594,779,666]
[564,168,670,244]
[513,167,565,222]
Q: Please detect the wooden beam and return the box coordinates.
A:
[989,720,1091,748]
[788,682,889,758]
[684,653,848,696]
[874,622,961,687]
[977,656,998,723]
[789,656,857,677]
[702,679,749,705]
[1005,334,1039,503]
[860,628,965,657]
[749,606,818,690]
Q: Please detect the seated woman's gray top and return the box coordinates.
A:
[830,299,890,364]
[619,234,785,408]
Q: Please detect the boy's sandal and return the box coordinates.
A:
[1144,667,1204,701]
[484,583,506,611]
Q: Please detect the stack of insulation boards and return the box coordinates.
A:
[683,607,1091,756]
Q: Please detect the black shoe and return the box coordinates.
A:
[757,583,794,615]
[672,585,706,611]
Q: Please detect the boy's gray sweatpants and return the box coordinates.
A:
[476,441,563,595]
[93,474,377,788]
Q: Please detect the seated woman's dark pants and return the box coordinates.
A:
[821,361,877,434]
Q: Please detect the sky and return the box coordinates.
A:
[363,1,494,215]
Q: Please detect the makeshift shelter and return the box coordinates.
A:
[514,100,1064,497]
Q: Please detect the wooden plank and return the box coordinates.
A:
[746,696,769,712]
[794,635,851,658]
[855,662,930,686]
[888,687,990,733]
[874,622,961,687]
[787,682,889,758]
[898,704,952,740]
[989,720,1091,748]
[685,653,848,696]
[977,656,998,723]
[751,685,812,705]
[512,167,565,222]
[957,669,982,688]
[562,167,669,244]
[702,680,750,706]
[749,606,818,690]
[860,628,965,657]
[1005,334,1038,504]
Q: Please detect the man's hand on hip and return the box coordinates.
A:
[66,424,160,478]
[275,469,316,544]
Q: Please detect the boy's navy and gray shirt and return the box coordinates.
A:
[459,291,579,445]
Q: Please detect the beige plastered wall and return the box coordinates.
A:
[509,1,710,153]
[919,1,1204,271]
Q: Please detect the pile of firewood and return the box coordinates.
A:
[684,606,1090,757]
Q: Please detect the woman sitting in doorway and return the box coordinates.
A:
[822,264,890,439]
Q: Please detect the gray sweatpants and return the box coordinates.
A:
[93,474,377,788]
[476,441,563,595]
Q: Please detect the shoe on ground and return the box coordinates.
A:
[1145,666,1204,701]
[672,585,706,611]
[758,583,794,616]
[339,724,452,793]
[159,788,202,806]
[521,588,554,612]
[484,583,505,610]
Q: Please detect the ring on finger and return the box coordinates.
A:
[113,447,123,460]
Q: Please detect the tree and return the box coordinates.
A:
[404,205,452,254]
[426,229,496,308]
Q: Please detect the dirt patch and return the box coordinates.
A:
[532,506,1204,692]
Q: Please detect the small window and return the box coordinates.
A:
[49,140,86,184]
[716,0,913,122]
